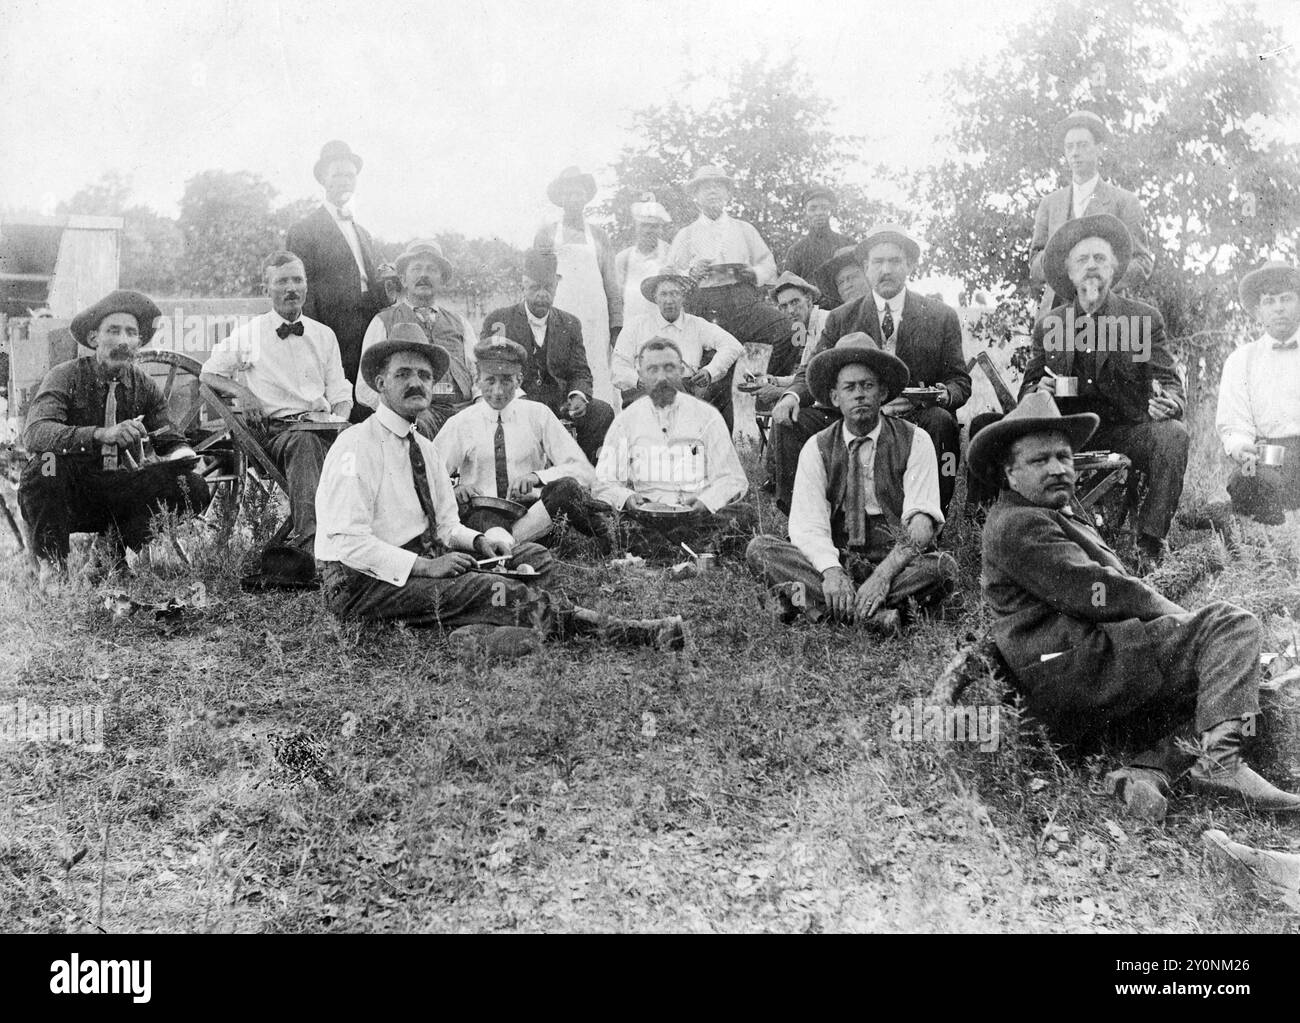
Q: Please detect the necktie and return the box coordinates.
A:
[276,320,305,339]
[880,304,895,344]
[494,415,510,498]
[102,382,119,471]
[406,432,441,556]
[844,434,872,548]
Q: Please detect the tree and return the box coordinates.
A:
[597,60,904,260]
[176,170,284,296]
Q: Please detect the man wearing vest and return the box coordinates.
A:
[355,240,477,437]
[747,334,957,631]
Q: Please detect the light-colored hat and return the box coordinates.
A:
[807,332,910,406]
[394,239,453,282]
[360,322,449,391]
[856,224,922,265]
[640,273,695,303]
[630,192,671,224]
[1055,110,1111,147]
[771,271,821,305]
[684,165,733,194]
[1239,260,1300,312]
[1042,213,1133,303]
[967,390,1100,484]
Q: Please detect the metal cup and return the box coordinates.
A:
[694,553,717,572]
[1261,444,1286,468]
[1052,376,1080,397]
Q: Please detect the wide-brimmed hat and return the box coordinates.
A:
[771,270,821,305]
[547,166,597,206]
[474,337,528,375]
[523,248,559,287]
[360,321,450,391]
[856,223,922,265]
[1055,110,1110,148]
[814,244,861,303]
[71,289,162,347]
[640,272,694,303]
[630,192,671,224]
[1239,260,1300,312]
[807,332,910,406]
[394,239,453,282]
[967,391,1100,485]
[684,165,733,195]
[240,543,319,592]
[1043,213,1133,302]
[313,140,363,184]
[801,185,836,206]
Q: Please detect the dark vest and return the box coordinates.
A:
[815,415,914,550]
[515,317,566,410]
[377,303,473,402]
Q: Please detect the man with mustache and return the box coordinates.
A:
[768,225,969,517]
[593,337,750,558]
[315,331,687,656]
[614,193,673,323]
[1029,111,1153,318]
[610,273,744,431]
[970,390,1300,818]
[1216,260,1300,524]
[20,289,208,576]
[747,335,956,631]
[479,249,615,464]
[203,251,351,552]
[355,240,478,437]
[782,186,853,309]
[285,141,387,421]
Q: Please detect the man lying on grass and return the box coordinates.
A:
[314,330,686,658]
[969,391,1300,820]
[746,334,957,632]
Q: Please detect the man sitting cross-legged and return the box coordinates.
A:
[747,334,957,631]
[315,330,686,654]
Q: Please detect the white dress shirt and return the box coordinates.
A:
[433,397,594,496]
[796,307,831,368]
[788,419,944,574]
[610,311,745,390]
[525,306,549,348]
[1071,175,1100,220]
[666,212,777,288]
[315,401,481,587]
[327,202,369,285]
[204,312,350,419]
[593,393,748,512]
[872,290,907,352]
[1216,326,1300,456]
[356,301,479,410]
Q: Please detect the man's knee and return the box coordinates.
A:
[540,476,584,515]
[584,399,615,432]
[967,412,1003,441]
[914,405,960,444]
[1150,418,1190,457]
[277,431,329,465]
[511,541,554,575]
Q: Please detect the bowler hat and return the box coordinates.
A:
[523,249,559,286]
[1042,213,1132,303]
[771,270,822,305]
[394,239,453,282]
[360,321,450,392]
[807,332,910,406]
[240,543,320,592]
[70,289,162,348]
[801,185,837,206]
[547,166,597,207]
[684,165,733,195]
[856,224,922,265]
[1055,110,1110,148]
[1238,260,1300,312]
[966,391,1100,485]
[313,140,363,184]
[640,272,695,303]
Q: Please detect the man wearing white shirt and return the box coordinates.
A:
[435,339,606,548]
[316,331,687,653]
[1217,261,1300,523]
[356,240,478,437]
[203,252,351,550]
[594,337,752,558]
[610,273,744,431]
[747,335,957,630]
[750,271,830,412]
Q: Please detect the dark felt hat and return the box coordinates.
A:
[967,390,1100,485]
[474,337,528,374]
[807,332,910,406]
[240,543,320,592]
[70,289,163,347]
[640,272,695,303]
[856,223,922,265]
[523,249,559,286]
[547,166,597,206]
[360,322,450,391]
[1055,110,1110,147]
[1238,260,1300,312]
[814,244,861,304]
[313,140,363,184]
[1043,213,1133,302]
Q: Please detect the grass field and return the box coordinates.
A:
[1,415,1298,933]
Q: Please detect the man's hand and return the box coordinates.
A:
[679,495,708,516]
[772,393,801,427]
[566,393,589,420]
[475,534,513,558]
[822,567,855,620]
[881,396,913,418]
[1035,375,1057,395]
[95,418,147,447]
[756,384,787,408]
[166,445,198,461]
[853,571,891,621]
[453,484,477,511]
[1148,394,1179,422]
[624,493,650,511]
[1231,443,1260,471]
[934,384,951,408]
[414,552,476,579]
[509,472,542,501]
[689,368,712,390]
[688,257,713,280]
[241,403,268,430]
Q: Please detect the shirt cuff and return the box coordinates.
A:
[811,548,843,575]
[536,466,566,485]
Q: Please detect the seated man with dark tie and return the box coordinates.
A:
[478,250,615,464]
[19,289,210,577]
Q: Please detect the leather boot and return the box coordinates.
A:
[1104,766,1171,822]
[1187,717,1300,811]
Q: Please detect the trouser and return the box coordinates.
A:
[19,455,211,565]
[320,542,556,628]
[563,399,616,466]
[604,499,757,560]
[1227,435,1300,522]
[770,404,961,515]
[508,477,616,549]
[745,525,958,623]
[252,421,335,550]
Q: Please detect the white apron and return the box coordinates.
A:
[620,241,669,323]
[553,222,618,409]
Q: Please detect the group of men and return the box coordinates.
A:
[15,112,1300,818]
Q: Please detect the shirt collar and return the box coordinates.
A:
[696,211,730,226]
[656,311,686,330]
[873,290,905,316]
[525,305,549,328]
[375,401,419,438]
[270,310,302,329]
[327,201,353,221]
[1072,174,1100,195]
[841,418,883,447]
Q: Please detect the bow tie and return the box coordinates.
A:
[276,320,305,339]
[1272,337,1298,350]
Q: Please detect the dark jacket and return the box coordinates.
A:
[789,289,971,409]
[285,206,387,381]
[479,302,595,409]
[782,228,853,308]
[1019,291,1184,427]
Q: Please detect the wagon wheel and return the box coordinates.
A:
[134,350,290,511]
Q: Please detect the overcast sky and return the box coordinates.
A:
[1,0,1296,247]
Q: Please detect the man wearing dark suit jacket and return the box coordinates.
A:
[1029,111,1154,317]
[285,140,388,422]
[969,391,1300,819]
[479,250,614,464]
[768,224,970,515]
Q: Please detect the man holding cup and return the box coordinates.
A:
[1217,260,1300,524]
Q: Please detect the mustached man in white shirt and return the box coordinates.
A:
[434,338,609,549]
[1217,261,1300,524]
[314,331,687,654]
[203,251,351,551]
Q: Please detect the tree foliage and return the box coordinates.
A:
[176,170,286,296]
